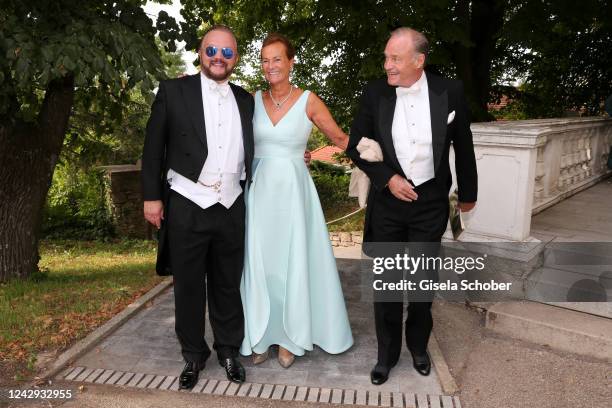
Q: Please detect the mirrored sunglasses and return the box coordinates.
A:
[205,46,234,59]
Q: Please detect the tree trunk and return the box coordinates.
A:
[0,76,74,282]
[452,0,506,122]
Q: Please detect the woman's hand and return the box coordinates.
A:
[304,150,311,166]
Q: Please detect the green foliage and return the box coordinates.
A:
[0,1,181,123]
[160,41,188,79]
[309,161,363,231]
[491,101,530,121]
[42,164,114,240]
[310,160,348,176]
[179,0,497,123]
[64,38,185,168]
[41,38,185,238]
[67,88,149,166]
[310,161,352,210]
[178,0,611,123]
[498,0,612,117]
[307,128,329,151]
[0,1,185,280]
[491,85,559,121]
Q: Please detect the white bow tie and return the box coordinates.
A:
[209,81,230,98]
[396,84,420,97]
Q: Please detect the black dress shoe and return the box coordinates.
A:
[411,351,431,376]
[219,357,246,383]
[179,361,205,390]
[370,364,393,385]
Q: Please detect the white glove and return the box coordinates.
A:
[349,167,370,209]
[349,137,384,208]
[356,137,383,162]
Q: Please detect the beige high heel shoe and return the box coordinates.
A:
[252,349,269,365]
[278,346,295,368]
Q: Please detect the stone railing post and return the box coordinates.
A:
[101,163,152,239]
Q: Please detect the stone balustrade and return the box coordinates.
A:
[449,117,612,242]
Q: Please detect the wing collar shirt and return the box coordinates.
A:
[391,71,435,187]
[167,72,245,209]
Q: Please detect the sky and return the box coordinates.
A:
[142,0,198,74]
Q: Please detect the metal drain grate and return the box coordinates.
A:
[60,366,462,408]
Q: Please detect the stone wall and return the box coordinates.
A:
[101,163,152,239]
[329,231,362,247]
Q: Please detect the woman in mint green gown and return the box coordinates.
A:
[240,33,353,367]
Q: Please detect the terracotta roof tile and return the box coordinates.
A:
[310,145,344,164]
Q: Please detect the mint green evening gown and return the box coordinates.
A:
[239,90,353,356]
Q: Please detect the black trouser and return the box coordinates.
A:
[369,179,448,367]
[167,190,245,364]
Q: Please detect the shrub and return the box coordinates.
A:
[42,162,114,240]
[310,160,353,210]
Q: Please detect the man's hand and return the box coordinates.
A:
[387,174,418,202]
[458,202,476,212]
[304,150,311,166]
[144,200,164,229]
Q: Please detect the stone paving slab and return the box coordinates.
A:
[106,371,124,385]
[94,369,114,384]
[64,367,84,381]
[64,259,459,406]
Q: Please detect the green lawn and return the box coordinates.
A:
[0,239,163,379]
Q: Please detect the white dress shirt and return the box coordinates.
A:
[167,73,245,209]
[391,72,435,187]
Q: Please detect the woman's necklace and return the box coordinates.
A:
[269,86,293,110]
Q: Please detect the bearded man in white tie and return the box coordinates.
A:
[346,27,478,384]
[141,25,253,389]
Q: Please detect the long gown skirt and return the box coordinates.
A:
[240,90,353,356]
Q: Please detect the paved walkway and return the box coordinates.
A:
[61,258,453,407]
[531,178,612,242]
[530,178,612,318]
[42,180,612,408]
